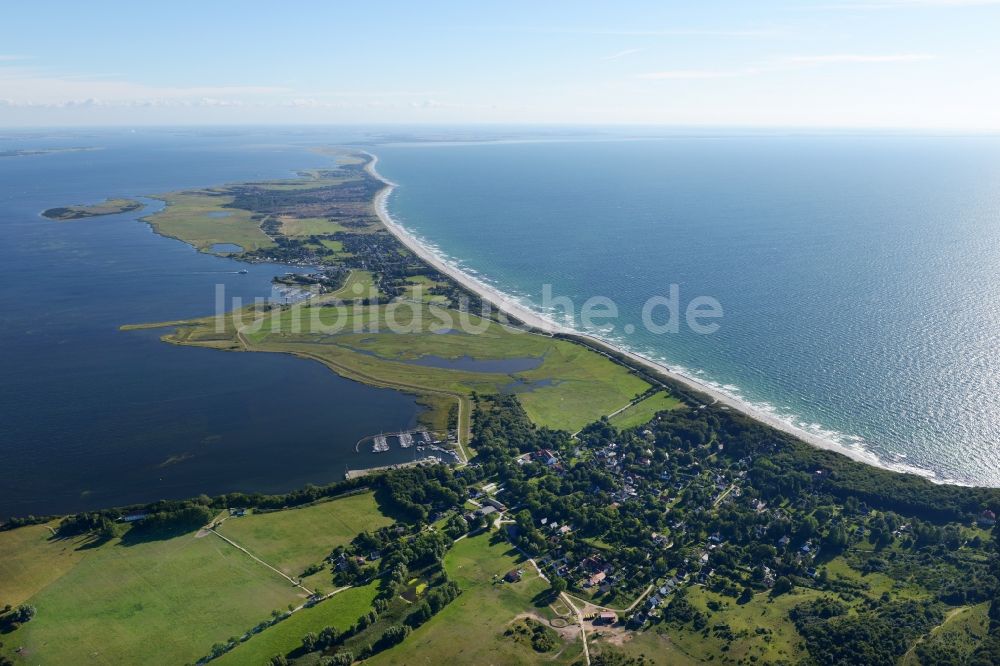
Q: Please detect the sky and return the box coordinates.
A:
[2,0,999,129]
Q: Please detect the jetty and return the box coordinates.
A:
[344,457,443,480]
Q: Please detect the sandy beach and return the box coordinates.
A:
[364,152,937,481]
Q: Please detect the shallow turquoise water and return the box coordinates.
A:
[376,137,1000,486]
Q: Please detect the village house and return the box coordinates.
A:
[588,571,607,587]
[596,611,618,625]
[482,497,507,511]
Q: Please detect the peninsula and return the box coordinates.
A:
[5,149,998,666]
[41,197,144,221]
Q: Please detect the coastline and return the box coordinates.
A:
[363,151,944,483]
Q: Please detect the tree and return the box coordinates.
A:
[267,655,288,666]
[406,601,433,628]
[772,576,793,596]
[318,624,340,648]
[550,576,568,596]
[376,624,411,650]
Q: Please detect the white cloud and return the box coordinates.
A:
[601,49,641,61]
[475,25,781,38]
[636,53,933,80]
[781,53,935,64]
[635,69,748,80]
[0,63,287,108]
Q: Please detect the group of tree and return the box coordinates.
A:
[0,604,35,631]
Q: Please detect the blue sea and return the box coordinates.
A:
[375,135,1000,487]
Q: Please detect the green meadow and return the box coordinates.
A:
[608,391,683,430]
[279,215,348,237]
[0,528,302,664]
[145,189,274,252]
[0,522,88,607]
[157,300,654,437]
[214,582,380,666]
[367,532,583,665]
[216,492,392,578]
[0,492,397,665]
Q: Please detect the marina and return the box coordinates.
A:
[357,428,442,454]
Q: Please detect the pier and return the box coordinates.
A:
[344,457,444,480]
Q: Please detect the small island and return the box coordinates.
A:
[41,197,144,221]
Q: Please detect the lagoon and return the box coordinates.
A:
[0,129,421,518]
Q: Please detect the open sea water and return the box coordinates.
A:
[375,135,1000,487]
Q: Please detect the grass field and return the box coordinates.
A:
[279,215,347,237]
[145,190,274,252]
[320,238,345,253]
[216,492,393,578]
[214,581,379,665]
[0,522,87,607]
[325,270,378,300]
[142,166,360,253]
[608,391,683,430]
[367,532,583,665]
[590,627,702,666]
[0,528,304,665]
[900,602,990,665]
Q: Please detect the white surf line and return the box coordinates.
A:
[362,150,948,483]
